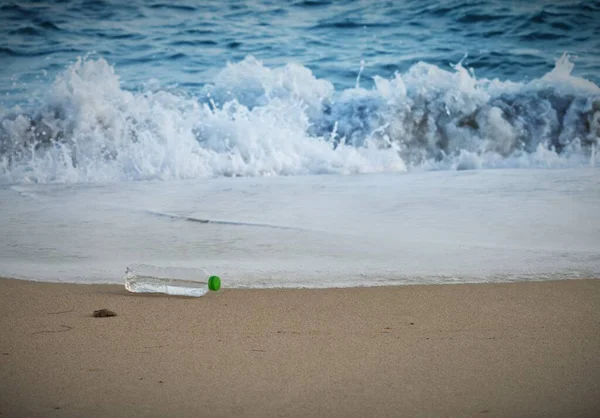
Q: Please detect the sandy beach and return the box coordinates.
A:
[0,277,599,417]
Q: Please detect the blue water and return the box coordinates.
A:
[1,1,600,285]
[0,0,599,183]
[3,0,600,96]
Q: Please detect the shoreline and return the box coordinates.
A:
[1,272,597,287]
[1,277,599,417]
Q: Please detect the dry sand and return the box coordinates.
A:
[0,277,599,417]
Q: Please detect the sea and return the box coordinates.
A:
[1,0,599,287]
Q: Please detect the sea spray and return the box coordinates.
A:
[1,54,599,184]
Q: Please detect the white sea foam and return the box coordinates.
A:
[1,168,599,286]
[0,54,598,184]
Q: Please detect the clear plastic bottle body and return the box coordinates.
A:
[124,264,218,297]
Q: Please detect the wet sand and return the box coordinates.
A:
[0,277,599,417]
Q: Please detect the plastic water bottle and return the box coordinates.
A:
[124,264,221,297]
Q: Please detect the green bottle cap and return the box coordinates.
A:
[208,275,221,291]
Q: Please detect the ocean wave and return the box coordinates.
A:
[0,54,599,184]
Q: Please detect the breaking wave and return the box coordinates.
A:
[1,53,599,183]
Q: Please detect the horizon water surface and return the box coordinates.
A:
[0,0,599,286]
